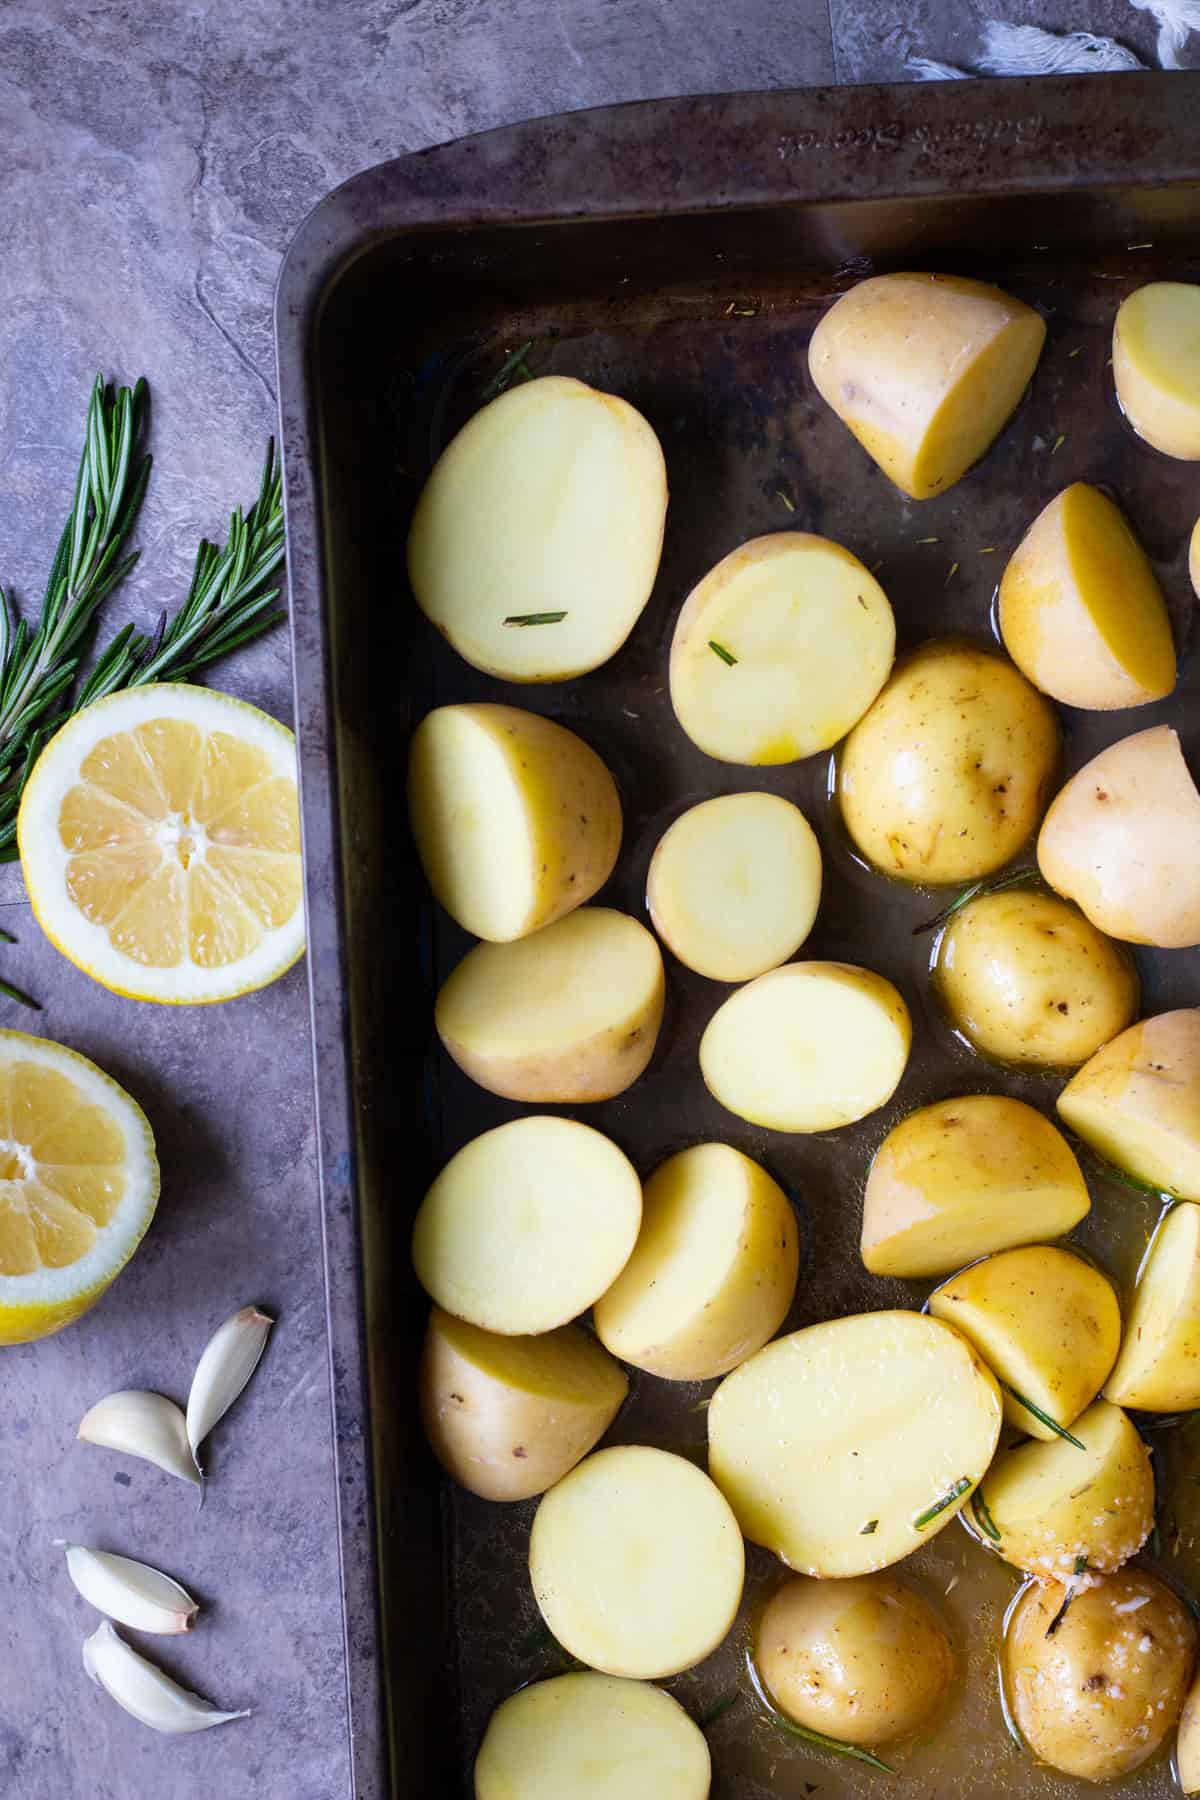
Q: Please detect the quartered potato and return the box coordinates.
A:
[1058,1009,1200,1200]
[808,272,1046,499]
[1113,280,1200,458]
[668,533,894,765]
[408,375,667,680]
[1105,1201,1200,1411]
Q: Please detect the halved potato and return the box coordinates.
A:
[1038,725,1200,948]
[593,1143,799,1381]
[808,272,1046,499]
[700,961,910,1132]
[408,703,622,942]
[474,1672,711,1800]
[1180,1666,1200,1795]
[412,1117,641,1335]
[929,1247,1121,1440]
[837,640,1059,885]
[646,793,822,982]
[861,1095,1089,1279]
[1113,281,1200,459]
[408,375,667,680]
[529,1445,744,1679]
[667,533,894,765]
[965,1399,1153,1579]
[435,907,664,1103]
[1105,1202,1200,1411]
[419,1307,628,1501]
[707,1310,1002,1577]
[1058,1010,1200,1199]
[1191,516,1200,600]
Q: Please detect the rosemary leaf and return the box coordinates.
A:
[913,867,1042,937]
[482,341,535,401]
[1002,1383,1085,1449]
[971,1489,1001,1542]
[698,1691,740,1729]
[859,1519,879,1535]
[708,640,738,666]
[914,1476,971,1529]
[503,612,567,627]
[771,1714,895,1774]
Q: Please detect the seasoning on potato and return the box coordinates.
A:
[807,272,1046,499]
[667,532,894,765]
[1113,280,1200,459]
[837,640,1059,885]
[1058,1009,1200,1200]
[1105,1201,1200,1411]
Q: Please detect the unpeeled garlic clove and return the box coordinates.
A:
[186,1305,274,1468]
[63,1544,199,1635]
[82,1620,249,1734]
[78,1390,201,1487]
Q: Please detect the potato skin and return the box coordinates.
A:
[1058,1009,1200,1200]
[1005,1570,1195,1782]
[756,1574,955,1746]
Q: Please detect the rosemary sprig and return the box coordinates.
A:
[912,867,1043,937]
[771,1713,895,1774]
[914,1476,972,1529]
[1002,1383,1085,1449]
[971,1488,1001,1543]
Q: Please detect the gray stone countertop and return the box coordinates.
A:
[2,4,1192,1797]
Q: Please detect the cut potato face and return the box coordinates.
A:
[1180,1667,1200,1795]
[419,1308,628,1501]
[474,1672,711,1800]
[593,1143,799,1381]
[838,641,1059,885]
[1113,281,1200,459]
[1038,725,1200,948]
[667,533,894,765]
[408,704,622,942]
[408,376,667,681]
[933,886,1138,1070]
[1105,1202,1200,1411]
[435,907,664,1103]
[529,1445,744,1679]
[808,272,1046,499]
[1191,517,1200,600]
[1058,1009,1200,1200]
[998,484,1175,710]
[700,961,910,1133]
[707,1310,1002,1578]
[646,793,822,982]
[861,1095,1089,1279]
[929,1247,1121,1440]
[966,1399,1153,1579]
[411,1117,641,1335]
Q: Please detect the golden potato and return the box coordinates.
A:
[861,1095,1090,1279]
[1105,1201,1200,1411]
[1005,1569,1195,1783]
[419,1308,628,1501]
[998,483,1175,710]
[408,375,667,680]
[1038,725,1200,948]
[593,1142,799,1381]
[933,886,1138,1069]
[1058,1009,1200,1199]
[667,533,894,765]
[1113,281,1200,459]
[1179,1666,1200,1795]
[435,907,664,1103]
[408,703,622,942]
[837,640,1059,885]
[929,1246,1120,1440]
[808,272,1046,499]
[1191,516,1200,600]
[756,1573,955,1746]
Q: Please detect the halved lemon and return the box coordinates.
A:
[19,684,305,1003]
[0,1030,158,1343]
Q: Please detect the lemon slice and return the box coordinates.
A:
[0,1029,158,1343]
[19,685,304,1003]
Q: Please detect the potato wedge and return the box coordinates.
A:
[1038,725,1200,948]
[419,1307,628,1501]
[412,1117,641,1335]
[929,1247,1120,1440]
[408,703,622,942]
[707,1310,1002,1577]
[1058,1010,1200,1200]
[838,641,1059,885]
[646,793,821,982]
[1113,281,1200,459]
[861,1095,1089,1279]
[593,1143,799,1381]
[435,907,664,1103]
[700,961,910,1132]
[667,533,894,765]
[808,272,1046,499]
[998,483,1175,711]
[474,1672,711,1800]
[1180,1667,1200,1795]
[529,1445,744,1679]
[1105,1202,1200,1411]
[408,375,667,680]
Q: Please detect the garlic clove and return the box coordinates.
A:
[82,1620,248,1734]
[186,1305,274,1466]
[78,1390,201,1487]
[64,1544,199,1635]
